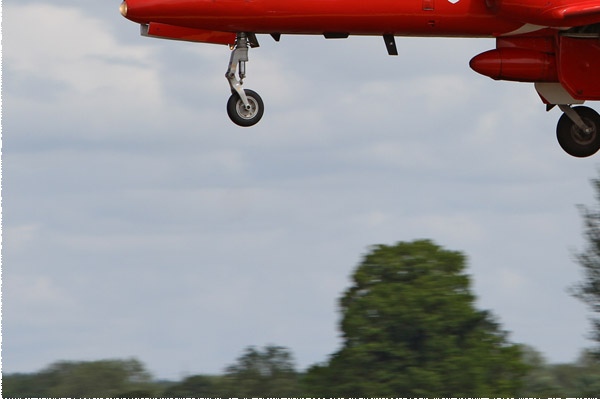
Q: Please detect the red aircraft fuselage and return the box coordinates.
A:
[122,0,526,37]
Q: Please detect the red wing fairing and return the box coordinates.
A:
[489,0,600,27]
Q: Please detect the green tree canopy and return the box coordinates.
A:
[303,239,528,397]
[221,345,301,397]
[162,374,220,397]
[518,347,600,397]
[2,373,46,398]
[573,175,600,357]
[2,358,155,398]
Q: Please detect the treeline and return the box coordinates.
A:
[5,238,600,397]
[4,345,600,398]
[3,347,302,398]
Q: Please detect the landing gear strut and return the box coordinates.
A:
[556,105,600,157]
[225,33,264,127]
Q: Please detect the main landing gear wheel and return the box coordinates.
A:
[556,106,600,158]
[227,89,264,127]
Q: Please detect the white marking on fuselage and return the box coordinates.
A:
[448,0,460,4]
[502,23,549,36]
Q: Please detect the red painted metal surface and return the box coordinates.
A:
[470,33,560,82]
[120,0,600,101]
[145,23,237,45]
[558,36,600,100]
[121,0,523,37]
[492,0,600,27]
[470,47,558,82]
[496,32,557,53]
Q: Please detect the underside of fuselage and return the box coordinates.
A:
[121,0,526,38]
[119,0,600,157]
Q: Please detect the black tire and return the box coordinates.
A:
[226,89,264,127]
[557,106,600,158]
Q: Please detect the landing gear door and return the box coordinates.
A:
[558,35,600,101]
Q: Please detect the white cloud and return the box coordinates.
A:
[3,224,42,254]
[4,274,80,326]
[415,213,486,243]
[4,3,163,136]
[6,4,155,90]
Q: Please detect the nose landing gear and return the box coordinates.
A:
[225,33,264,127]
[556,105,600,157]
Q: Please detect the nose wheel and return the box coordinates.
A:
[227,89,264,127]
[225,33,264,127]
[556,105,600,157]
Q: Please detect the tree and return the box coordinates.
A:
[303,240,528,397]
[517,345,566,397]
[221,345,301,397]
[38,359,152,398]
[573,175,600,357]
[571,350,600,397]
[517,346,600,397]
[2,373,49,398]
[162,375,220,397]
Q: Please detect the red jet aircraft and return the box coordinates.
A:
[120,0,600,157]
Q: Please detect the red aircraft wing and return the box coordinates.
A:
[495,0,600,27]
[547,1,600,26]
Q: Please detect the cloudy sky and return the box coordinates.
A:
[4,0,600,380]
